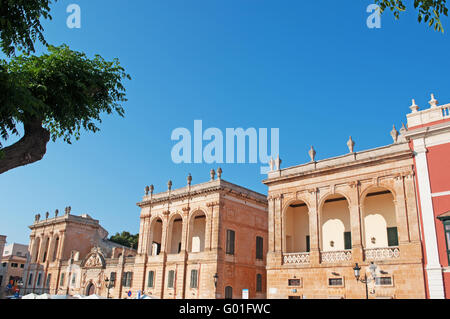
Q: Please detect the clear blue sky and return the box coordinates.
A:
[1,0,449,245]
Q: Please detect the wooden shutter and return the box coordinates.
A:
[344,232,352,250]
[387,227,399,246]
[148,271,154,288]
[256,236,263,260]
[190,270,198,288]
[227,230,235,255]
[306,235,310,252]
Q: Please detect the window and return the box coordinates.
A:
[167,270,175,288]
[256,274,262,292]
[2,262,6,267]
[225,286,233,299]
[37,273,42,286]
[46,274,51,287]
[28,273,33,286]
[328,278,344,287]
[306,235,310,253]
[387,227,399,247]
[344,232,352,250]
[110,272,116,287]
[122,272,133,287]
[147,271,154,288]
[226,230,235,255]
[288,279,301,287]
[71,273,76,285]
[256,236,264,260]
[190,270,198,289]
[20,264,24,268]
[60,273,65,286]
[375,276,393,286]
[178,242,182,254]
[16,252,22,256]
[443,221,450,264]
[11,263,18,268]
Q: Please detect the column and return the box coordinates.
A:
[267,196,275,253]
[414,141,445,299]
[404,172,421,242]
[348,182,363,262]
[308,189,320,266]
[393,175,410,244]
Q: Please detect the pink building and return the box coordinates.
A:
[405,94,450,298]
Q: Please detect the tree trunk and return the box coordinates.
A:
[0,120,50,174]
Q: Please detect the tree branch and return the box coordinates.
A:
[0,120,50,174]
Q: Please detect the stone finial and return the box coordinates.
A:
[309,146,316,162]
[167,180,172,191]
[35,214,40,222]
[429,93,438,108]
[217,167,222,180]
[55,209,59,218]
[65,206,71,215]
[410,99,419,113]
[45,211,49,219]
[210,169,216,181]
[269,157,275,172]
[145,186,150,196]
[275,155,282,170]
[347,136,355,153]
[149,184,154,195]
[400,122,407,135]
[390,125,399,143]
[187,173,192,186]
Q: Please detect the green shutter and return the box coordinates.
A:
[306,236,310,253]
[387,227,399,246]
[227,230,235,255]
[344,232,352,250]
[148,271,154,288]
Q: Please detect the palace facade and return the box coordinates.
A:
[23,171,268,299]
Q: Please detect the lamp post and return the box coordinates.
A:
[353,262,378,299]
[105,277,114,299]
[213,273,218,288]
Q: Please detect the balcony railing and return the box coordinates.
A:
[364,247,400,261]
[320,250,352,263]
[283,252,310,265]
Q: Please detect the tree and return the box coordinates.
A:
[109,231,139,250]
[0,45,130,174]
[0,0,56,57]
[375,0,449,32]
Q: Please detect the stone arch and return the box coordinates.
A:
[41,236,51,262]
[148,216,163,256]
[360,186,398,248]
[282,198,311,253]
[81,248,106,269]
[51,234,60,262]
[85,281,96,296]
[32,237,41,262]
[188,209,208,253]
[167,212,184,254]
[319,192,352,251]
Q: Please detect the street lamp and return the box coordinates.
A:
[213,273,218,288]
[353,262,378,299]
[105,277,114,299]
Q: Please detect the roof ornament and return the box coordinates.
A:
[45,211,49,219]
[55,209,59,218]
[269,157,275,172]
[347,136,355,153]
[210,169,216,181]
[275,155,282,171]
[187,173,192,186]
[217,167,222,180]
[309,146,316,162]
[410,99,419,113]
[145,185,150,196]
[429,93,438,108]
[390,125,399,143]
[167,180,172,191]
[65,206,71,215]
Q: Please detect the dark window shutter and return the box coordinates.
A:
[306,235,310,252]
[387,227,399,246]
[227,230,235,255]
[110,272,116,286]
[148,271,154,288]
[344,232,352,250]
[256,274,262,292]
[190,270,198,288]
[225,286,233,299]
[256,236,263,260]
[168,270,174,288]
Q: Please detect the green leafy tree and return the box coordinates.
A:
[0,0,56,56]
[375,0,449,32]
[0,45,130,174]
[109,231,139,250]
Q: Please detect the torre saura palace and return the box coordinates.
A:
[21,95,450,299]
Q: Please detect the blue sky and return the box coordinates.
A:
[1,0,449,245]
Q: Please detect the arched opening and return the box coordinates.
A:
[188,211,206,253]
[148,218,163,256]
[32,238,41,263]
[320,194,351,251]
[284,200,310,253]
[225,286,233,299]
[42,237,50,262]
[51,237,59,262]
[167,214,183,254]
[86,282,95,296]
[362,187,398,248]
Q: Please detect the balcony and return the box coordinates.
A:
[282,252,310,265]
[364,247,400,261]
[320,250,352,263]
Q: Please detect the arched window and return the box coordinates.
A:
[225,286,233,299]
[167,214,183,254]
[42,237,50,262]
[188,211,206,253]
[148,218,162,256]
[321,194,351,251]
[256,274,263,292]
[284,200,309,253]
[28,273,33,286]
[52,237,59,262]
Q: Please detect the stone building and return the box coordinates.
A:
[0,242,29,298]
[23,171,268,299]
[264,125,426,298]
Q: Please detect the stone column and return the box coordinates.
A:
[393,174,410,245]
[404,172,421,242]
[204,208,212,251]
[180,209,189,252]
[274,194,283,253]
[267,196,275,253]
[207,202,221,251]
[348,181,363,262]
[138,216,146,254]
[57,231,66,260]
[307,189,320,266]
[160,211,170,253]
